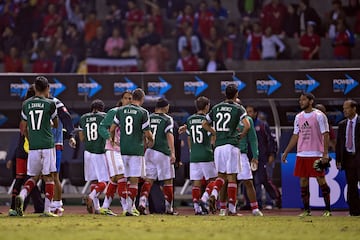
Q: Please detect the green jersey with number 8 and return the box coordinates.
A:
[21,96,57,150]
[79,111,106,154]
[205,101,247,148]
[114,104,150,156]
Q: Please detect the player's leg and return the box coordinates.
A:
[190,162,207,215]
[51,146,63,214]
[41,148,57,216]
[9,158,26,216]
[316,176,331,216]
[299,177,311,216]
[91,153,109,214]
[84,151,98,214]
[224,145,241,215]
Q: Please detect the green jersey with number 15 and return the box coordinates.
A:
[21,96,57,150]
[205,101,247,148]
[79,111,106,154]
[114,104,150,156]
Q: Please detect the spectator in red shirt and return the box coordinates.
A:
[144,0,164,36]
[42,4,62,39]
[176,46,200,71]
[125,0,145,37]
[4,46,23,72]
[203,26,224,60]
[224,21,245,60]
[245,21,263,60]
[32,49,54,73]
[194,1,214,39]
[260,0,287,35]
[298,21,321,60]
[175,3,195,36]
[84,10,101,44]
[177,24,202,57]
[332,19,354,60]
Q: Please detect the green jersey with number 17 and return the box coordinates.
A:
[21,96,57,150]
[206,101,247,148]
[79,112,106,154]
[149,112,174,156]
[114,104,150,156]
[186,113,213,163]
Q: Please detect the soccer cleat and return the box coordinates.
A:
[252,209,264,216]
[52,207,64,217]
[131,207,140,217]
[219,209,227,216]
[195,211,206,215]
[137,205,147,215]
[84,196,94,214]
[264,205,273,210]
[165,210,179,216]
[227,211,238,216]
[99,208,117,216]
[122,211,135,216]
[199,201,209,215]
[208,195,217,214]
[298,210,311,217]
[15,196,24,217]
[322,210,332,217]
[40,212,59,217]
[8,209,18,217]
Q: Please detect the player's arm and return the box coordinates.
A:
[319,112,330,159]
[144,130,154,148]
[247,117,259,161]
[239,117,250,139]
[202,120,215,136]
[166,132,176,164]
[20,120,28,140]
[98,114,112,140]
[281,134,298,163]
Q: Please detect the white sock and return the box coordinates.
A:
[126,197,133,212]
[120,197,127,211]
[211,189,219,199]
[44,198,51,213]
[194,202,199,212]
[165,200,172,212]
[139,196,147,208]
[201,192,209,203]
[52,200,62,208]
[228,203,236,213]
[102,196,112,209]
[89,189,97,200]
[19,189,28,200]
[93,197,100,211]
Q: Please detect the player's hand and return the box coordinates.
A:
[336,162,342,170]
[69,137,76,148]
[146,138,154,148]
[268,155,275,164]
[250,159,258,171]
[281,153,288,163]
[178,125,187,134]
[6,160,12,169]
[170,153,176,164]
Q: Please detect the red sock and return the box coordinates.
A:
[45,181,55,201]
[106,181,117,199]
[220,201,227,209]
[117,177,128,199]
[192,186,201,203]
[128,184,138,201]
[250,202,259,210]
[213,178,225,192]
[227,181,237,205]
[140,181,152,198]
[23,178,36,194]
[205,181,215,195]
[163,184,173,203]
[95,182,106,193]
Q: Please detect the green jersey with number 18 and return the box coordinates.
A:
[206,101,247,148]
[21,96,57,150]
[79,111,106,154]
[186,113,213,163]
[114,104,150,156]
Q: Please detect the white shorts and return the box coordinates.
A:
[105,150,125,177]
[190,162,217,181]
[144,149,175,181]
[27,148,56,176]
[122,155,145,178]
[84,151,109,182]
[214,144,241,174]
[237,153,253,180]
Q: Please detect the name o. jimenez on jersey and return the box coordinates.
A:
[79,112,106,154]
[21,97,57,150]
[114,104,150,156]
[206,102,247,148]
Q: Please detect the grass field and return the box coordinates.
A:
[0,210,359,240]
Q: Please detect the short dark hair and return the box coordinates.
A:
[156,98,169,108]
[246,105,257,112]
[195,96,210,111]
[225,84,238,99]
[34,76,49,92]
[300,92,315,101]
[91,99,105,112]
[132,88,145,101]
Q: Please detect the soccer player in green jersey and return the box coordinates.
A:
[16,76,58,217]
[110,88,154,216]
[98,91,132,216]
[138,98,177,215]
[79,99,108,214]
[181,96,217,215]
[202,84,250,215]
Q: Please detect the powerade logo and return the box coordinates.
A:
[333,74,359,95]
[114,77,138,95]
[220,75,246,94]
[256,75,281,95]
[49,78,66,97]
[0,113,8,126]
[184,76,208,96]
[77,77,102,97]
[10,78,30,99]
[147,76,172,95]
[294,74,320,93]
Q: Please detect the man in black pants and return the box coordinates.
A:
[336,99,360,216]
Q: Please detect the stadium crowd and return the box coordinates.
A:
[0,0,360,73]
